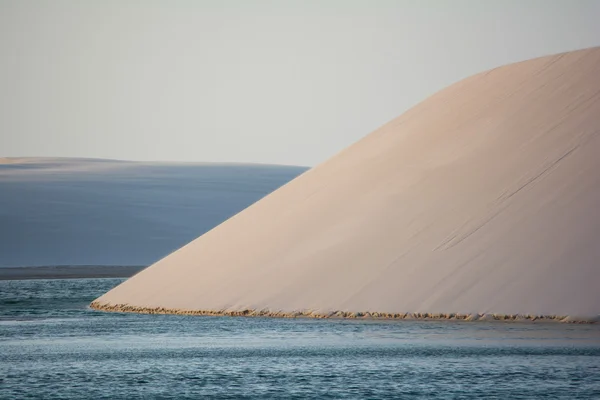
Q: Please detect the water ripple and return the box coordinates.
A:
[1,278,599,399]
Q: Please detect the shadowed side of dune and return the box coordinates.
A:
[0,160,306,267]
[92,47,600,323]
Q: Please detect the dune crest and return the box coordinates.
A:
[92,47,600,322]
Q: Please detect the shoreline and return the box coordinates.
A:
[0,265,145,280]
[89,302,599,324]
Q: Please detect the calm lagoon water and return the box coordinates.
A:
[1,278,599,399]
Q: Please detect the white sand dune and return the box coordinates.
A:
[93,47,600,322]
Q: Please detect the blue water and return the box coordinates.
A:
[1,279,599,399]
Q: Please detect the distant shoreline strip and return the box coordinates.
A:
[0,266,145,280]
[89,302,599,324]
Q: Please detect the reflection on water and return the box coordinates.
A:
[1,278,599,399]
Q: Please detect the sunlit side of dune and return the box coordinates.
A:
[93,47,600,322]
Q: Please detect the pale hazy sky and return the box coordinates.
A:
[1,1,599,166]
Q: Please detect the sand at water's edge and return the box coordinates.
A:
[89,301,599,324]
[0,266,145,280]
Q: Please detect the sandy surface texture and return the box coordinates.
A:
[93,47,600,321]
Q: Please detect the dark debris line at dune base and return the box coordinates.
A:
[90,302,598,324]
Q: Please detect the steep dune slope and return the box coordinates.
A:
[93,47,600,321]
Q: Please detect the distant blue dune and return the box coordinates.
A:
[0,158,307,267]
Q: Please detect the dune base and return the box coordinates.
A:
[89,301,598,324]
